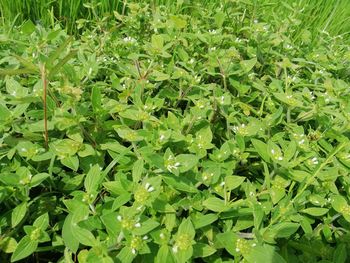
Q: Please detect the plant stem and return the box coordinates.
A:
[41,64,49,150]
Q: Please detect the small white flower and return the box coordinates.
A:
[189,58,195,64]
[311,157,319,165]
[160,233,165,239]
[123,36,136,43]
[137,205,143,211]
[148,186,154,192]
[88,68,92,75]
[235,248,240,252]
[252,243,257,247]
[209,47,216,51]
[271,149,275,154]
[220,182,225,187]
[134,222,141,228]
[159,134,165,141]
[278,156,283,161]
[298,139,305,145]
[117,215,122,221]
[220,96,225,104]
[172,245,178,253]
[143,235,148,240]
[286,95,293,99]
[131,248,137,255]
[254,19,258,24]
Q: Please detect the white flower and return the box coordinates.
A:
[159,134,165,141]
[143,235,148,240]
[208,29,217,34]
[159,233,165,239]
[172,245,178,253]
[311,157,319,165]
[189,58,195,64]
[271,149,275,154]
[123,36,136,43]
[134,222,141,228]
[209,47,216,51]
[298,139,305,145]
[117,215,122,221]
[145,183,154,192]
[131,248,137,255]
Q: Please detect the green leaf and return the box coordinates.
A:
[11,236,38,262]
[244,245,287,263]
[193,214,218,229]
[215,231,237,256]
[155,245,175,263]
[11,202,27,228]
[333,244,347,263]
[151,35,164,50]
[61,155,79,171]
[74,226,97,247]
[0,103,11,121]
[178,218,195,238]
[91,86,102,112]
[176,154,198,173]
[33,213,49,230]
[214,11,225,27]
[132,159,144,183]
[6,77,28,98]
[101,212,121,238]
[0,237,17,253]
[84,164,103,193]
[301,207,329,217]
[240,58,257,73]
[21,20,36,35]
[116,247,135,263]
[266,222,300,239]
[30,173,50,187]
[331,195,348,212]
[62,214,80,253]
[162,175,198,193]
[225,176,245,191]
[152,70,170,81]
[203,197,229,212]
[193,243,216,258]
[133,219,160,235]
[251,139,270,162]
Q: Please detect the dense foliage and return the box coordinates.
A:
[1,1,350,262]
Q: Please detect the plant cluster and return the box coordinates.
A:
[0,1,350,263]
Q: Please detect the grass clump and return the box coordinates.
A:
[0,1,350,262]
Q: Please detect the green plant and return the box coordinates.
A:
[0,1,350,263]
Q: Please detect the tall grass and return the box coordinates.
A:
[262,0,350,42]
[0,0,350,41]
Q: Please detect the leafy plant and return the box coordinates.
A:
[1,1,350,262]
